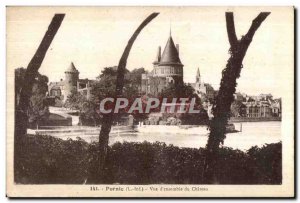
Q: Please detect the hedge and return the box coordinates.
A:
[15,134,281,184]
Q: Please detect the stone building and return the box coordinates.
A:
[191,68,215,100]
[141,33,184,96]
[48,62,93,104]
[270,99,281,117]
[245,101,273,118]
[239,96,281,118]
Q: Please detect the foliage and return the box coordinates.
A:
[128,67,147,93]
[79,105,102,126]
[64,90,88,110]
[91,66,143,102]
[15,135,89,184]
[15,67,50,128]
[231,100,246,117]
[86,67,148,125]
[64,90,101,126]
[247,142,282,184]
[158,83,207,125]
[180,109,209,125]
[15,134,282,184]
[159,83,198,100]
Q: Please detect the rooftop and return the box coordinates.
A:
[159,36,182,66]
[65,62,79,73]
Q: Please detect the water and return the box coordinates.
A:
[32,121,281,151]
[222,122,281,150]
[111,122,281,151]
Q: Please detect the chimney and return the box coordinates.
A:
[157,46,161,62]
[176,44,179,54]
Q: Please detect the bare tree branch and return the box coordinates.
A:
[116,12,160,96]
[225,12,238,47]
[204,11,270,183]
[14,14,65,183]
[242,12,271,47]
[15,14,65,138]
[96,12,159,183]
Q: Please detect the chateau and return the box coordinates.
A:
[141,33,184,96]
[49,32,215,105]
[45,34,281,120]
[141,32,215,100]
[48,62,93,103]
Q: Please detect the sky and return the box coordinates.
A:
[7,6,294,98]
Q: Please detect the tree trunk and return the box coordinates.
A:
[14,14,64,183]
[15,14,65,140]
[203,12,270,183]
[96,13,159,182]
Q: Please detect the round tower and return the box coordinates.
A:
[64,62,79,102]
[153,35,184,84]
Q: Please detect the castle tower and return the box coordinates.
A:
[153,34,184,83]
[141,31,184,96]
[64,62,79,102]
[196,67,201,83]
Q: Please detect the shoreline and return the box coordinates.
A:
[229,117,281,122]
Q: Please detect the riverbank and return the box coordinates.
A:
[229,117,281,122]
[15,134,282,184]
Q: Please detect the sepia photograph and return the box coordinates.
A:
[6,6,294,198]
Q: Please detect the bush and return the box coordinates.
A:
[15,135,89,184]
[15,135,282,184]
[247,142,282,184]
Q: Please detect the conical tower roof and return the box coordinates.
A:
[66,62,79,72]
[197,67,200,76]
[196,67,201,83]
[159,36,182,65]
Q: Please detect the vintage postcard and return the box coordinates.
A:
[6,6,294,198]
